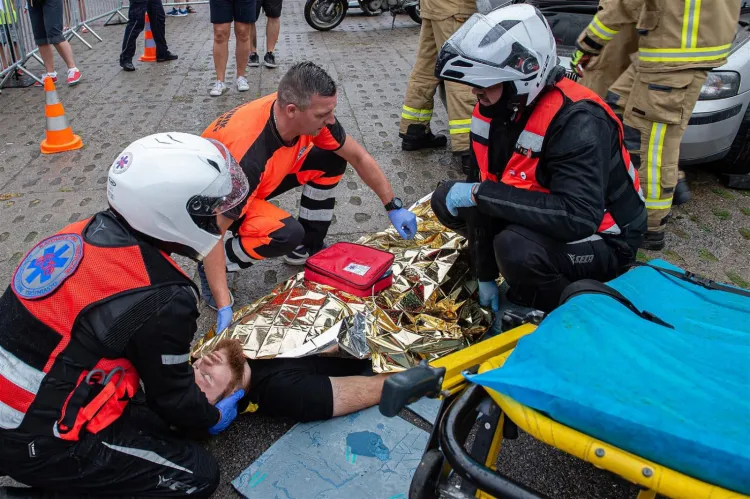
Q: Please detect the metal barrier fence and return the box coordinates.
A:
[0,0,207,91]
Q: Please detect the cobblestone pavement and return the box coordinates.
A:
[0,1,748,497]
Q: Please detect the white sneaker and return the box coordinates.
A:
[209,80,227,97]
[236,75,250,92]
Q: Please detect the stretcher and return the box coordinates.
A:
[378,262,750,499]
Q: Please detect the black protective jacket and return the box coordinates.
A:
[468,96,646,281]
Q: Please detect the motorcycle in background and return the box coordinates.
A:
[304,0,421,31]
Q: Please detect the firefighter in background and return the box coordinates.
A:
[398,0,477,166]
[0,133,248,497]
[572,0,742,250]
[578,23,638,99]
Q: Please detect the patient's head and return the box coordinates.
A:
[193,339,249,404]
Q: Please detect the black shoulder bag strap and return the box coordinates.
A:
[559,279,675,329]
[628,262,750,298]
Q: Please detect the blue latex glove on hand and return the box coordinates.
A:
[478,280,500,312]
[388,208,418,240]
[446,182,479,216]
[209,389,245,435]
[217,306,233,333]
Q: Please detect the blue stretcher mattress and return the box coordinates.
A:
[468,260,750,494]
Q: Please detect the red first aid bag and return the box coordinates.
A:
[304,242,395,297]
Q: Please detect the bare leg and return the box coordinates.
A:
[266,17,279,53]
[249,22,257,53]
[38,44,56,73]
[212,23,231,82]
[234,22,250,78]
[54,40,77,69]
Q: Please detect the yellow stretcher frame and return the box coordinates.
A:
[426,324,749,499]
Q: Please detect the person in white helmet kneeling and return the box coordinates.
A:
[0,133,249,498]
[430,4,647,314]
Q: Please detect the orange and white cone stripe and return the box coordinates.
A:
[139,13,156,62]
[40,76,83,154]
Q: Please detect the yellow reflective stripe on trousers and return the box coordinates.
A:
[682,0,702,48]
[647,122,667,201]
[402,105,432,122]
[639,44,731,63]
[645,198,674,209]
[588,16,618,41]
[448,119,471,135]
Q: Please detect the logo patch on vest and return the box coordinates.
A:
[13,233,84,299]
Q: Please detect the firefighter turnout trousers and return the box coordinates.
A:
[577,0,741,231]
[605,66,707,232]
[400,16,476,153]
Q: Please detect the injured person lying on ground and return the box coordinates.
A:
[193,339,390,422]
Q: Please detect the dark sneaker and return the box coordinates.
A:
[263,51,277,68]
[640,231,665,251]
[197,263,234,310]
[157,52,178,62]
[283,243,326,266]
[248,52,260,67]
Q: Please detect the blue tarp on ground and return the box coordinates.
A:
[232,406,428,499]
[468,260,750,494]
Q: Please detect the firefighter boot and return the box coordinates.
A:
[640,231,665,251]
[400,124,447,151]
[673,171,692,206]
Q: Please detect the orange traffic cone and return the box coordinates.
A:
[139,13,156,62]
[40,76,83,155]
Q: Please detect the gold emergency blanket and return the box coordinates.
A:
[191,195,493,372]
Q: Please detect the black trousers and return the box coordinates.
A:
[224,148,347,271]
[431,181,629,312]
[0,406,218,498]
[120,0,169,64]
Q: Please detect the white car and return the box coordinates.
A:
[523,0,750,188]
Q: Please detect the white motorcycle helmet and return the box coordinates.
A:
[107,132,249,260]
[435,4,559,107]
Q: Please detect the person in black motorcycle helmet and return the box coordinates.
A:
[0,133,250,498]
[430,4,647,314]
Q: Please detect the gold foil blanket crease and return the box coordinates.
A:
[191,196,493,372]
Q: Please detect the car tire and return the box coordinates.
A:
[716,104,750,175]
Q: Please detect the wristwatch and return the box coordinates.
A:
[384,197,403,212]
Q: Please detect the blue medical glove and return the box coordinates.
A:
[208,389,245,435]
[478,280,500,312]
[446,182,479,216]
[388,208,418,240]
[217,306,233,333]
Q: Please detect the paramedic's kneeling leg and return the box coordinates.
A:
[194,340,389,422]
[430,5,647,313]
[0,133,248,498]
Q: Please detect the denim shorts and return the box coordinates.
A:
[28,0,65,45]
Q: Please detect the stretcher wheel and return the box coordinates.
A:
[409,449,443,499]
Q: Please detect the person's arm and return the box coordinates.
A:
[577,0,643,55]
[201,214,234,310]
[329,375,389,418]
[473,103,613,242]
[125,285,221,431]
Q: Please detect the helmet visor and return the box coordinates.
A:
[449,14,540,76]
[187,138,250,218]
